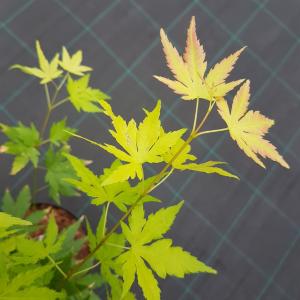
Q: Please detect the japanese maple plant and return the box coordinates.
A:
[0,17,289,300]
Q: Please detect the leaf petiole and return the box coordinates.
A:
[44,83,51,109]
[106,242,130,250]
[70,261,101,279]
[47,254,67,279]
[194,100,216,134]
[51,97,69,110]
[192,99,199,132]
[51,73,69,105]
[196,127,228,137]
[150,168,174,192]
[66,102,215,278]
[65,130,102,148]
[102,202,110,237]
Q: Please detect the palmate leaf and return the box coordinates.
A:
[43,213,72,255]
[0,239,60,297]
[154,16,245,101]
[163,138,238,179]
[65,154,160,212]
[0,235,64,298]
[86,214,136,300]
[59,46,92,76]
[162,138,196,169]
[0,216,32,239]
[11,41,62,84]
[0,287,65,300]
[179,161,238,179]
[67,74,110,112]
[14,237,47,264]
[0,251,8,290]
[44,214,58,249]
[0,212,31,238]
[98,100,186,185]
[1,185,31,218]
[0,212,31,230]
[217,80,289,169]
[49,119,76,146]
[117,202,217,300]
[1,264,53,294]
[0,123,40,175]
[0,262,64,300]
[0,235,18,255]
[45,147,78,203]
[54,217,85,260]
[13,220,68,265]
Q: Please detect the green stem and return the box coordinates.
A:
[70,242,130,280]
[150,168,174,192]
[51,73,68,105]
[71,261,101,279]
[32,99,52,199]
[51,97,69,110]
[196,127,228,137]
[65,131,102,148]
[106,242,130,250]
[44,84,51,109]
[47,255,67,279]
[192,99,199,132]
[65,102,215,279]
[33,75,68,199]
[194,100,215,134]
[102,202,110,237]
[40,106,52,140]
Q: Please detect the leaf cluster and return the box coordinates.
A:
[0,201,102,300]
[0,15,290,300]
[1,42,111,203]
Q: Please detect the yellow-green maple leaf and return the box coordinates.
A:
[162,138,238,179]
[117,202,216,300]
[11,41,62,84]
[99,100,186,185]
[217,80,289,169]
[59,46,92,76]
[65,154,160,212]
[67,74,110,112]
[154,16,245,101]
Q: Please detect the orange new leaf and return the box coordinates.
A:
[154,16,245,101]
[217,80,289,169]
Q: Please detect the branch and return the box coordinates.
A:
[65,101,215,279]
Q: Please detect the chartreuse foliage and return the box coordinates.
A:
[216,80,289,168]
[1,40,110,204]
[117,202,216,300]
[0,15,289,300]
[65,154,160,212]
[0,123,40,175]
[0,213,62,299]
[155,16,289,170]
[97,100,186,184]
[0,207,102,299]
[154,17,245,101]
[11,41,62,84]
[67,74,110,112]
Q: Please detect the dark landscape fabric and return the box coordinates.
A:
[0,1,299,299]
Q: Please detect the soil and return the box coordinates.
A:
[26,203,89,261]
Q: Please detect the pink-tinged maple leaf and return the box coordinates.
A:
[154,16,245,101]
[217,80,289,169]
